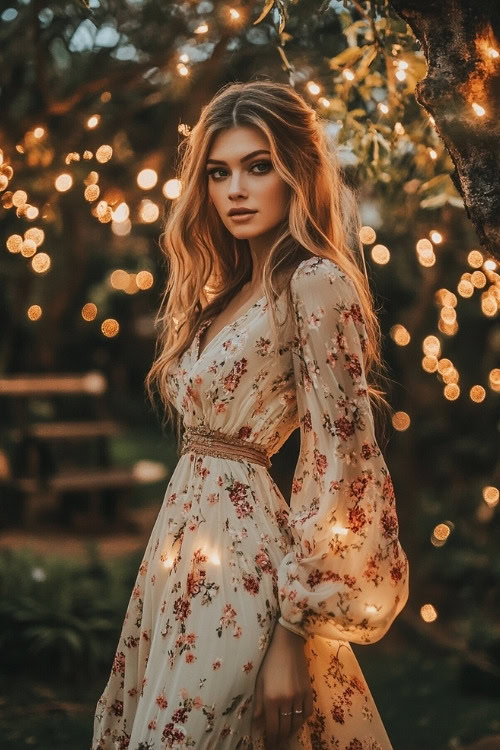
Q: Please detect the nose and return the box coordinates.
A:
[228,170,247,198]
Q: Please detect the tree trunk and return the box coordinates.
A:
[389,0,500,258]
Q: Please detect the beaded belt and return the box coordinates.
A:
[181,425,271,469]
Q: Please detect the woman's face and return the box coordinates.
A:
[206,125,290,242]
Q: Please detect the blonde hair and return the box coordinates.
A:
[145,79,393,452]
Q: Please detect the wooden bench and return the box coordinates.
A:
[0,372,160,531]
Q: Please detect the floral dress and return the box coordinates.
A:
[91,256,409,750]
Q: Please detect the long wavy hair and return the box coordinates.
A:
[145,79,393,453]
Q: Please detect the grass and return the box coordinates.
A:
[1,634,499,749]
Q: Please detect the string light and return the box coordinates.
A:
[443,383,460,400]
[139,199,160,222]
[96,145,113,163]
[27,305,42,321]
[469,385,486,402]
[111,202,130,222]
[136,271,154,290]
[101,318,120,337]
[33,127,45,139]
[137,169,158,189]
[55,174,73,192]
[468,250,483,268]
[194,22,208,33]
[87,115,101,128]
[371,244,390,264]
[488,48,499,58]
[163,179,182,199]
[306,81,321,95]
[422,335,441,357]
[81,303,97,321]
[471,102,486,116]
[483,486,499,507]
[31,253,51,273]
[343,69,355,80]
[378,103,389,114]
[420,604,438,622]
[429,230,442,244]
[489,369,500,392]
[390,324,410,345]
[359,226,376,244]
[392,411,410,431]
[229,8,240,20]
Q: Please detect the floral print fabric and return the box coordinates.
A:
[91,256,409,750]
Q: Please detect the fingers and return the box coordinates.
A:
[263,701,308,749]
[252,675,263,729]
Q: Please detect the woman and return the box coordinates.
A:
[92,79,409,750]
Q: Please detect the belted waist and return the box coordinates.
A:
[180,425,271,469]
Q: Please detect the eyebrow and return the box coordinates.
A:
[206,149,271,166]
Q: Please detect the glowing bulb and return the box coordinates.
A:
[112,202,130,222]
[229,8,240,19]
[488,47,499,58]
[343,69,355,80]
[136,271,154,290]
[472,102,486,116]
[483,486,499,507]
[429,230,442,243]
[392,411,410,431]
[306,81,321,95]
[422,335,441,357]
[177,63,189,76]
[420,604,438,622]
[194,22,208,33]
[395,70,406,81]
[359,226,376,244]
[101,318,120,337]
[81,303,97,321]
[378,103,389,114]
[27,305,42,320]
[162,178,182,199]
[428,149,437,159]
[31,253,51,273]
[96,145,112,163]
[55,173,73,192]
[33,127,45,139]
[87,115,100,128]
[137,169,158,190]
[331,525,348,535]
[469,385,486,402]
[371,244,390,264]
[140,199,160,222]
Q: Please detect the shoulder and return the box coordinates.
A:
[290,255,356,302]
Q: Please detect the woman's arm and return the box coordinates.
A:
[251,622,313,749]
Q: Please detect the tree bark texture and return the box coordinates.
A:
[389,0,500,257]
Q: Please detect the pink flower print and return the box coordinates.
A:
[242,661,253,673]
[348,506,367,534]
[212,659,222,670]
[242,573,260,595]
[223,357,248,393]
[193,696,204,710]
[155,694,168,709]
[381,508,398,539]
[344,352,362,381]
[334,416,355,441]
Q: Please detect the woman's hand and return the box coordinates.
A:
[251,621,313,749]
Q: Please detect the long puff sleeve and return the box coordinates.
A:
[277,257,409,644]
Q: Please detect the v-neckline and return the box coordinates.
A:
[194,295,266,364]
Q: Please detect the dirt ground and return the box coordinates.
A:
[0,504,160,560]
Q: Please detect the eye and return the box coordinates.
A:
[206,161,272,180]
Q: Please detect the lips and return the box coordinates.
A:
[228,209,257,216]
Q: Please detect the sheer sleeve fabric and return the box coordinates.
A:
[277,258,409,644]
